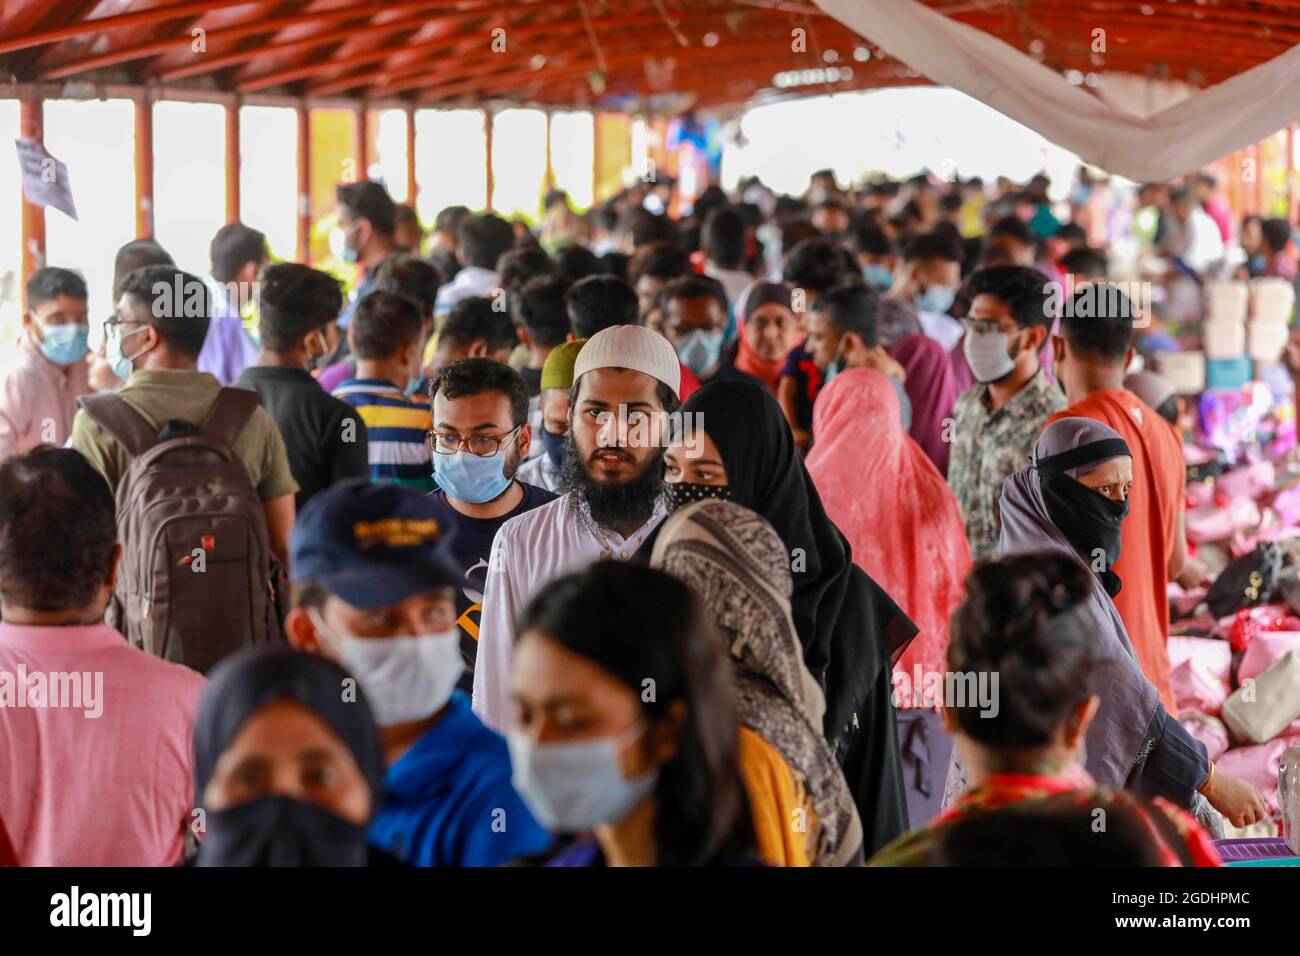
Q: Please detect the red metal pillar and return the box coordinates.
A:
[297,103,312,263]
[544,111,555,192]
[225,100,241,223]
[19,97,46,294]
[355,105,369,182]
[133,97,154,238]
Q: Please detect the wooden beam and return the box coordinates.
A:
[274,9,623,97]
[0,0,265,57]
[318,11,797,98]
[134,96,154,238]
[19,97,46,298]
[376,34,811,100]
[225,100,241,223]
[176,0,522,89]
[36,0,511,79]
[297,102,311,263]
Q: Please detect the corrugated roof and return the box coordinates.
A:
[0,1,1295,110]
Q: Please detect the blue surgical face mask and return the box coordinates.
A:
[541,427,566,470]
[507,724,658,833]
[433,446,514,504]
[105,325,148,381]
[403,374,425,398]
[36,322,89,366]
[676,328,724,376]
[863,264,893,291]
[918,285,957,315]
[823,334,847,385]
[330,223,361,264]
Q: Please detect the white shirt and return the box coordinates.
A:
[916,309,965,352]
[434,266,500,317]
[517,447,562,493]
[1179,208,1227,276]
[472,493,667,732]
[705,265,756,310]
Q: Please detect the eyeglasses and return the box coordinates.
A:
[427,424,522,457]
[961,317,1018,336]
[104,315,150,334]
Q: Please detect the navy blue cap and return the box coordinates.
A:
[290,479,462,611]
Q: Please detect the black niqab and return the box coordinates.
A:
[193,646,387,866]
[1036,437,1131,598]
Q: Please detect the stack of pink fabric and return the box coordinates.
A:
[1174,625,1300,818]
[1169,635,1232,716]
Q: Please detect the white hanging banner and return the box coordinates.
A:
[814,0,1300,182]
[14,138,79,221]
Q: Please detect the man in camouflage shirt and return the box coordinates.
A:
[947,266,1065,561]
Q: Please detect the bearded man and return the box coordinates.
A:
[471,325,681,731]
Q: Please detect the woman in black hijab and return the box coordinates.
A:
[192,646,388,866]
[650,378,918,852]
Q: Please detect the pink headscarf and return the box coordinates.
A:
[889,333,962,477]
[807,368,972,704]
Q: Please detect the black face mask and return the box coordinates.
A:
[541,427,566,471]
[196,795,370,867]
[665,481,732,511]
[1036,439,1131,598]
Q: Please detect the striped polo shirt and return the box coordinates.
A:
[331,377,434,491]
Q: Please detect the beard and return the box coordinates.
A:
[561,431,665,534]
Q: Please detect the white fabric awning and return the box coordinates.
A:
[814,0,1300,182]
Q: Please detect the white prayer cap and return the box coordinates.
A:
[571,324,681,398]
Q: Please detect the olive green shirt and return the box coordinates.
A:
[71,369,298,502]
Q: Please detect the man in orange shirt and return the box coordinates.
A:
[1050,284,1186,714]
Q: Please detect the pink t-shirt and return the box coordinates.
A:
[0,622,205,866]
[0,335,91,458]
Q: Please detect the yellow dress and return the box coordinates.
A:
[737,726,818,866]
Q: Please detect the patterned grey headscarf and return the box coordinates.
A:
[652,499,864,866]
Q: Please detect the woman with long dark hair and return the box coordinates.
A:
[507,560,757,866]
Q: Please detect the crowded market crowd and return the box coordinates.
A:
[2,162,1299,868]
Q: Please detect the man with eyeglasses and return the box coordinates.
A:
[946,265,1064,561]
[425,358,557,686]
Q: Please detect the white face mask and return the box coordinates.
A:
[507,723,658,833]
[963,327,1020,385]
[310,610,463,727]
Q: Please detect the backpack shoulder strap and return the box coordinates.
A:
[201,387,261,448]
[77,393,159,458]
